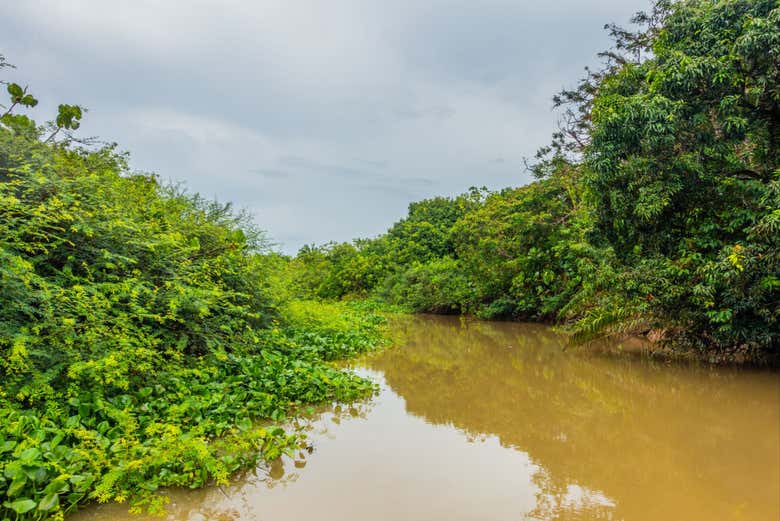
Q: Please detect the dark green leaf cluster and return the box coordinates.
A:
[0,83,385,518]
[578,0,779,357]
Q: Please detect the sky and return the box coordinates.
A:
[2,0,648,254]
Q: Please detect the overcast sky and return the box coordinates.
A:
[2,0,648,253]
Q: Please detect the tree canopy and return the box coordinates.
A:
[290,0,779,361]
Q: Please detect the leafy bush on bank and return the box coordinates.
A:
[0,88,385,519]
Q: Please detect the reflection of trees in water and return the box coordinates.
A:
[177,506,241,521]
[369,315,780,521]
[525,470,617,521]
[248,398,375,489]
[74,318,777,521]
[89,399,379,521]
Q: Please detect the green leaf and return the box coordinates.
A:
[23,465,47,483]
[37,493,60,512]
[4,466,24,480]
[56,104,84,129]
[6,476,27,497]
[19,447,41,462]
[6,83,23,98]
[20,94,38,107]
[236,417,252,431]
[43,477,69,495]
[4,499,37,514]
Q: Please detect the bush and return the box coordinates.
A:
[0,125,384,518]
[379,257,473,314]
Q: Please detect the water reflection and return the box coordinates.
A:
[368,316,780,520]
[72,315,780,521]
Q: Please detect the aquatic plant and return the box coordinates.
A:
[0,71,384,519]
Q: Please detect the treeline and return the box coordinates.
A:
[0,59,386,518]
[289,0,779,361]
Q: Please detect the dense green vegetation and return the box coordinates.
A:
[289,0,779,362]
[0,0,778,518]
[0,62,385,519]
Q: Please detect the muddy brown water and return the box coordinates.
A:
[73,315,780,521]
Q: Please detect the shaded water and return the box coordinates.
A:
[74,315,780,520]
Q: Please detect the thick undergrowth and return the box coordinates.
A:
[0,116,385,519]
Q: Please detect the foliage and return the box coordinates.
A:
[270,300,388,361]
[290,241,389,300]
[378,257,473,314]
[384,189,485,265]
[291,0,779,361]
[0,70,384,520]
[453,173,589,319]
[567,0,780,356]
[3,1,778,515]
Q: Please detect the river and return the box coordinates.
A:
[73,315,780,520]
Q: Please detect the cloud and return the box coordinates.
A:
[0,0,650,253]
[249,169,292,180]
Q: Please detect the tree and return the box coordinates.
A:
[569,0,779,356]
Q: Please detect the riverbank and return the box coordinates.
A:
[71,315,780,521]
[0,300,386,519]
[352,299,778,366]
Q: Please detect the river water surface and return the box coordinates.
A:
[74,315,780,521]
